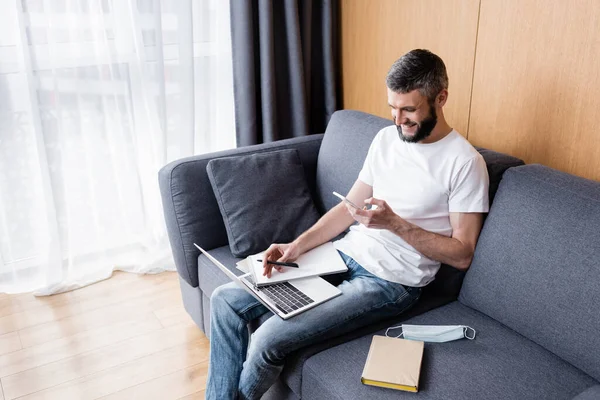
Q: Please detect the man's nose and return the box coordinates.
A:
[394,113,408,125]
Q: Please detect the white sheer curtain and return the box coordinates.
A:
[0,0,235,295]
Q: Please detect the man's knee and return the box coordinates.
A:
[211,283,259,318]
[210,284,224,306]
[210,283,238,315]
[247,323,288,364]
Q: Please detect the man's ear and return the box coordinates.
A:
[436,89,449,107]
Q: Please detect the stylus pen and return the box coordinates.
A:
[257,260,299,268]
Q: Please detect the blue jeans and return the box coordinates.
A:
[205,251,422,400]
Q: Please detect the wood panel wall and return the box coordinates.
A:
[468,0,600,181]
[341,0,600,181]
[340,0,481,135]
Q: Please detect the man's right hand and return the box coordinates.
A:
[262,242,301,278]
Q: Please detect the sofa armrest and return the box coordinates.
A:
[158,134,324,287]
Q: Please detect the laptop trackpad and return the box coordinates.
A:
[289,276,341,299]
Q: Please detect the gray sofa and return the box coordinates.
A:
[158,110,600,399]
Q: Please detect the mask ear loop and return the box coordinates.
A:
[464,326,476,340]
[385,325,404,338]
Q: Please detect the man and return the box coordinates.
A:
[206,49,489,399]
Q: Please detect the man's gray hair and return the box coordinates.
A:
[386,49,448,102]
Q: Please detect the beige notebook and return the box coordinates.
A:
[361,335,425,392]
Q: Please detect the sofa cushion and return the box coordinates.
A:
[160,134,323,288]
[474,146,525,205]
[206,149,320,257]
[315,111,390,214]
[301,302,598,400]
[459,164,600,381]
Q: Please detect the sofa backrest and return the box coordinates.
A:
[459,164,600,381]
[316,110,524,214]
[316,110,524,298]
[315,110,390,213]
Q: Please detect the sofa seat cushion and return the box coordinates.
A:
[199,246,459,397]
[301,302,598,400]
[277,289,458,398]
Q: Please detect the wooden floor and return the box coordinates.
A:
[0,271,208,400]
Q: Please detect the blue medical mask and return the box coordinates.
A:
[385,324,476,343]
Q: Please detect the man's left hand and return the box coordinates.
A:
[346,197,406,231]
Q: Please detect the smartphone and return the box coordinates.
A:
[332,191,361,209]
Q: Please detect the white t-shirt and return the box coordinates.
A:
[333,125,489,287]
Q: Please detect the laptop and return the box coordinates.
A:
[194,243,343,320]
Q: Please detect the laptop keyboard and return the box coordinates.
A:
[259,282,314,315]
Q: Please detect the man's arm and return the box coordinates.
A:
[262,179,372,277]
[350,198,484,271]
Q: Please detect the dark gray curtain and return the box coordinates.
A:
[230,0,339,146]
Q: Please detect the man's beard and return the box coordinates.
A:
[396,106,438,143]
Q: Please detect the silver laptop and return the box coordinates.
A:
[194,243,342,320]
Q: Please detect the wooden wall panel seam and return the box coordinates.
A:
[465,0,482,141]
